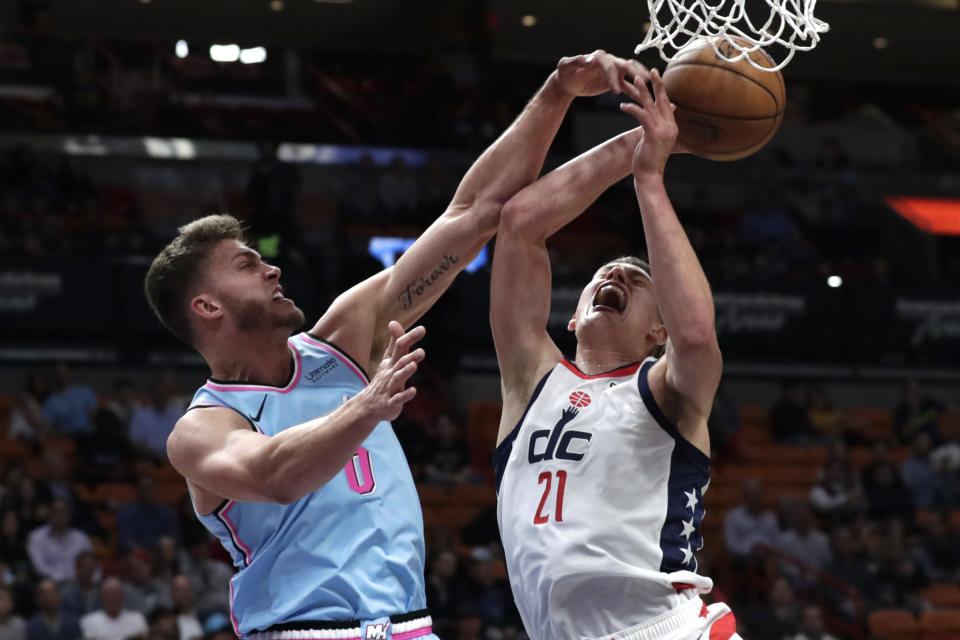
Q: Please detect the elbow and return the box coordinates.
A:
[475,201,502,237]
[498,196,541,241]
[274,491,301,506]
[262,475,302,505]
[670,321,720,354]
[443,200,500,241]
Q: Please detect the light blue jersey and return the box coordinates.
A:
[187,333,427,638]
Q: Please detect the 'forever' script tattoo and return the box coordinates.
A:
[398,254,460,309]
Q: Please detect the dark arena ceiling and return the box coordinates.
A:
[1,0,958,86]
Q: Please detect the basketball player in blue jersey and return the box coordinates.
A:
[143,51,648,640]
[490,70,743,639]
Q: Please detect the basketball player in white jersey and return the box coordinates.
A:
[147,52,649,639]
[490,70,742,639]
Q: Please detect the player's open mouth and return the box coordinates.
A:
[272,287,289,303]
[592,283,627,313]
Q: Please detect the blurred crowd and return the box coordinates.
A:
[1,0,959,292]
[713,379,960,639]
[1,360,958,639]
[0,134,928,292]
[2,3,960,640]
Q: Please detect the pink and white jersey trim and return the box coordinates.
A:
[295,333,369,384]
[204,344,303,393]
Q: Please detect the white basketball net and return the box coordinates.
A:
[635,0,830,72]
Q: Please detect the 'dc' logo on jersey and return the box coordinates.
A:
[568,391,591,408]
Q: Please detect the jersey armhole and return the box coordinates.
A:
[491,368,554,495]
[186,404,259,432]
[637,360,710,473]
[302,332,371,383]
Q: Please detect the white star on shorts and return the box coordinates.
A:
[680,543,694,566]
[681,517,696,540]
[684,489,698,512]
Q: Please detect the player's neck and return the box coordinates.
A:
[204,329,293,386]
[573,342,647,376]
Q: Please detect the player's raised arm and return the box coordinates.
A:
[620,69,722,433]
[312,52,647,374]
[491,126,646,440]
[168,323,424,508]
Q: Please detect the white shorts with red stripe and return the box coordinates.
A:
[583,597,742,640]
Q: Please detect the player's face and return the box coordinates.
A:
[202,239,305,333]
[570,262,662,344]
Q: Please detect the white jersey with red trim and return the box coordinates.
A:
[492,357,714,640]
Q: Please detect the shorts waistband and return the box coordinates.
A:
[605,597,703,640]
[250,609,431,640]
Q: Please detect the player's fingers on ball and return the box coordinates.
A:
[604,63,623,93]
[620,78,645,104]
[651,68,669,106]
[633,74,654,106]
[628,60,648,79]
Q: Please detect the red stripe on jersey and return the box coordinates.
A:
[672,582,697,594]
[561,359,642,379]
[708,612,738,639]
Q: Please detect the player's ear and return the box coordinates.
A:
[191,294,223,321]
[567,316,576,332]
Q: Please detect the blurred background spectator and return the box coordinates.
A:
[0,2,959,638]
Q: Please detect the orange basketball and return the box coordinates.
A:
[662,37,785,161]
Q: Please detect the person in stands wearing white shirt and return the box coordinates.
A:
[80,577,148,640]
[723,478,780,565]
[27,498,93,582]
[169,576,202,640]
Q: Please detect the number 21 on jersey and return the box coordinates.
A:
[534,470,567,524]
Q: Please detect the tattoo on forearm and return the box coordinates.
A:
[398,254,461,309]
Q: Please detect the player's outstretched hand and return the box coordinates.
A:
[556,50,648,98]
[618,68,679,178]
[363,321,426,423]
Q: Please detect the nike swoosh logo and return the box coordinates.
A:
[248,394,267,422]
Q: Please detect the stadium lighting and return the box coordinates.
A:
[521,15,537,27]
[175,40,189,59]
[827,275,843,288]
[239,47,268,64]
[209,44,240,63]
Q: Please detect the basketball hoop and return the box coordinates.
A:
[635,0,830,72]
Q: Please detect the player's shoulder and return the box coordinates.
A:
[175,403,250,434]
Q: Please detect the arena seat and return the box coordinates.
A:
[866,610,920,639]
[449,484,496,507]
[920,609,960,635]
[921,583,960,608]
[416,484,450,507]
